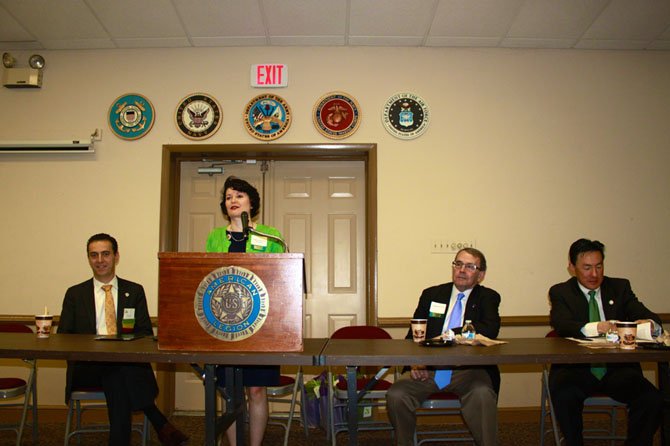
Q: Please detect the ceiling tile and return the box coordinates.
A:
[507,0,609,39]
[88,0,185,39]
[430,0,524,37]
[174,0,266,37]
[583,0,670,41]
[0,0,108,40]
[350,0,434,37]
[263,0,346,36]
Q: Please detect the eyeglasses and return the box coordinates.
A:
[452,261,480,272]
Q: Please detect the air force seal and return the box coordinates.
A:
[195,266,269,341]
[108,93,155,140]
[175,93,222,140]
[243,93,291,141]
[382,92,430,140]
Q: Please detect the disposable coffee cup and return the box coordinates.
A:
[616,321,637,350]
[410,318,427,343]
[35,314,53,339]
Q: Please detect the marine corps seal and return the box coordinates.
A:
[175,93,222,140]
[382,92,430,140]
[313,91,361,139]
[194,266,269,342]
[243,93,291,141]
[108,93,155,140]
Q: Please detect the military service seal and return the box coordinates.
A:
[108,93,155,140]
[313,91,361,139]
[243,93,291,141]
[194,266,269,342]
[382,92,430,140]
[175,93,222,140]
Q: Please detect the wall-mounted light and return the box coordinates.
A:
[2,52,16,68]
[2,52,45,88]
[28,54,45,69]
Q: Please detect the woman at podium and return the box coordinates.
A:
[206,176,286,446]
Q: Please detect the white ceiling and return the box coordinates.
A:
[1,0,669,52]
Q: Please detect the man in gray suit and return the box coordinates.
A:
[59,233,188,446]
[386,248,501,446]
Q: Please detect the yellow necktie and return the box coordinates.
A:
[102,284,117,335]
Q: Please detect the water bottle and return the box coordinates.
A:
[606,320,619,343]
[461,320,476,340]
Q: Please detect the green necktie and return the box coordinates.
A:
[588,290,606,380]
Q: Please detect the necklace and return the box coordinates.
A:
[226,231,246,242]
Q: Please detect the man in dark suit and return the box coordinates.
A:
[549,238,663,446]
[387,248,501,446]
[58,233,188,446]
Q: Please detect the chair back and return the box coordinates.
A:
[330,325,391,340]
[0,323,33,334]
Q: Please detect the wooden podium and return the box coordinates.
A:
[157,252,304,352]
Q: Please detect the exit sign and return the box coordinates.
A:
[251,64,288,88]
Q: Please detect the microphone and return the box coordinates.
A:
[241,211,250,237]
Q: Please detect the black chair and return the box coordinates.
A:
[413,390,474,445]
[539,330,626,446]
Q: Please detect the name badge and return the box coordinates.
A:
[428,301,446,318]
[123,308,135,319]
[250,234,268,248]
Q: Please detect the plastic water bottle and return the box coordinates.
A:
[462,320,476,340]
[606,320,619,343]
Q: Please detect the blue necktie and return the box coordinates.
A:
[434,293,465,389]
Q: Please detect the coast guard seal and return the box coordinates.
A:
[194,266,269,341]
[382,92,430,140]
[243,93,291,141]
[108,93,155,140]
[175,93,222,140]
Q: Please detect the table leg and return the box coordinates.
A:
[347,365,358,446]
[659,362,670,445]
[204,364,217,446]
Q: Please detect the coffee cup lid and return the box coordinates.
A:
[616,321,636,327]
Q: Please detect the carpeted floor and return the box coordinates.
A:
[1,415,645,446]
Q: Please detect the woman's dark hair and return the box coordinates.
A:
[219,176,261,220]
[569,238,605,265]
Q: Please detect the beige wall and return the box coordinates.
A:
[1,46,669,407]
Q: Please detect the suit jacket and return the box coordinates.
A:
[549,276,660,372]
[58,277,157,404]
[404,282,502,392]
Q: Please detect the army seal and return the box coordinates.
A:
[382,92,430,140]
[194,266,269,341]
[175,93,222,140]
[313,91,361,139]
[108,93,155,140]
[243,93,291,141]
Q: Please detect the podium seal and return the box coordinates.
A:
[194,266,269,341]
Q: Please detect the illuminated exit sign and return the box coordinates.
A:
[251,64,288,88]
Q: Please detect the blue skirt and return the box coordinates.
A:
[216,365,280,387]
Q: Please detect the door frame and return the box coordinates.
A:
[159,142,378,325]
